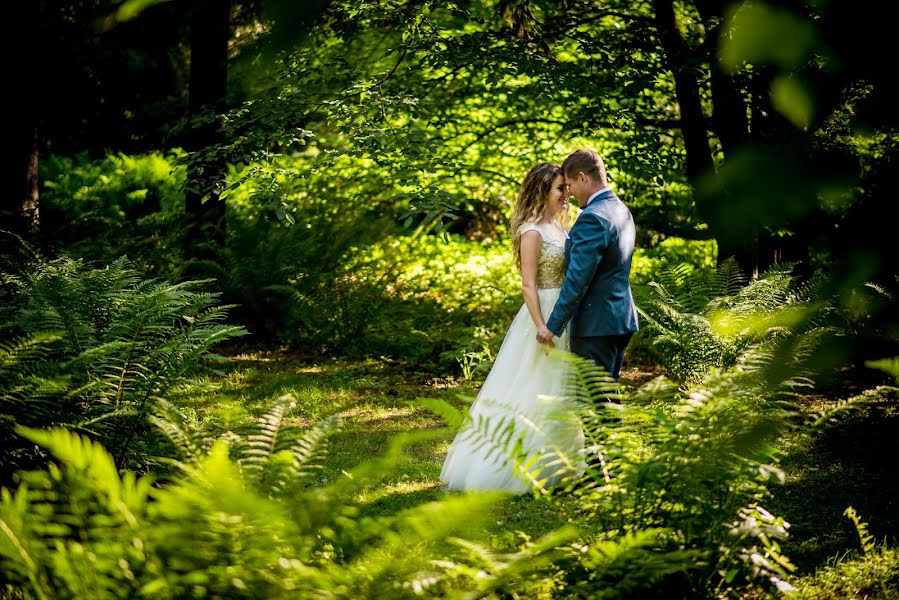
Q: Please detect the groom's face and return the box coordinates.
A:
[564,172,587,208]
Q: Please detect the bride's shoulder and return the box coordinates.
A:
[516,222,543,237]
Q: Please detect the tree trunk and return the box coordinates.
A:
[691,0,757,276]
[748,66,808,274]
[651,0,715,187]
[694,0,750,156]
[22,127,40,234]
[651,0,759,274]
[3,121,41,238]
[185,0,230,257]
[3,4,42,239]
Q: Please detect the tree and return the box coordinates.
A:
[2,0,191,242]
[252,0,891,287]
[184,0,232,255]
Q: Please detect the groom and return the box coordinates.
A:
[537,149,639,383]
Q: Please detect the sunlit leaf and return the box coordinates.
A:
[720,3,818,72]
[770,76,814,130]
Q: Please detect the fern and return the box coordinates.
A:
[148,399,212,469]
[0,415,558,599]
[635,260,839,386]
[557,355,795,594]
[433,527,578,599]
[234,396,342,495]
[844,506,877,556]
[867,356,899,382]
[0,255,248,473]
[709,256,749,299]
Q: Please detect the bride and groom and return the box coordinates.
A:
[440,149,639,493]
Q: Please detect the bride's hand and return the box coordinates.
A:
[536,326,555,351]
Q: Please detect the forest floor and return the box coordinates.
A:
[171,351,899,593]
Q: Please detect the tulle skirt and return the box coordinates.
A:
[440,288,585,493]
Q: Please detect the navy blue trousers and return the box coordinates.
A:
[570,333,633,383]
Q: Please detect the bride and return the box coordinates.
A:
[440,162,584,493]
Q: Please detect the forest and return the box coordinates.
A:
[1,0,897,597]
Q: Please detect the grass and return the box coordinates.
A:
[171,353,585,548]
[770,385,899,572]
[170,351,899,593]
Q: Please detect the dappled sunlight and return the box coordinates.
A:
[354,478,442,505]
[343,405,417,422]
[433,440,452,458]
[341,405,446,432]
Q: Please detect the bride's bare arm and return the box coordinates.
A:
[519,231,552,346]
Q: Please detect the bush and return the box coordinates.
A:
[0,253,246,474]
[631,236,717,284]
[631,259,836,385]
[34,150,721,376]
[40,151,188,277]
[0,404,562,599]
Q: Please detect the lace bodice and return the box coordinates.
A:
[519,222,567,289]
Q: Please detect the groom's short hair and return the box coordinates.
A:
[562,149,606,182]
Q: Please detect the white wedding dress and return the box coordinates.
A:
[440,222,584,493]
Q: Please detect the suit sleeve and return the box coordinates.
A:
[546,213,607,336]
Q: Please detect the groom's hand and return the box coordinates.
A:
[536,326,555,347]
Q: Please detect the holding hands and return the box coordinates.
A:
[536,325,555,348]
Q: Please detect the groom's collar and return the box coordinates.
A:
[585,187,612,207]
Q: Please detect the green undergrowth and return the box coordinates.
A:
[171,352,899,577]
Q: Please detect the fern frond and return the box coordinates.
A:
[711,257,748,298]
[866,356,899,382]
[843,506,876,555]
[240,401,286,475]
[283,414,342,484]
[149,400,211,468]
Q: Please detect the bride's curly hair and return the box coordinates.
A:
[510,162,564,269]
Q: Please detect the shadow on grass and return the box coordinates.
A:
[771,389,899,572]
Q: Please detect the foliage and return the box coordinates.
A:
[228,0,704,242]
[631,236,717,284]
[0,414,567,599]
[0,254,246,473]
[34,150,510,363]
[633,259,837,385]
[791,508,899,599]
[34,141,726,372]
[39,151,189,278]
[0,296,892,598]
[419,342,805,596]
[0,348,798,599]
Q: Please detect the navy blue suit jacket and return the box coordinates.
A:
[546,189,639,338]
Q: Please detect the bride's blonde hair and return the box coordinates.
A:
[510,162,564,269]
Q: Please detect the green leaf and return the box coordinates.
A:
[414,397,465,429]
[866,357,899,382]
[770,76,814,130]
[719,3,818,72]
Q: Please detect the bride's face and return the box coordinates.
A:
[545,174,569,218]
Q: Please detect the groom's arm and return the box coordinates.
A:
[545,214,607,337]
